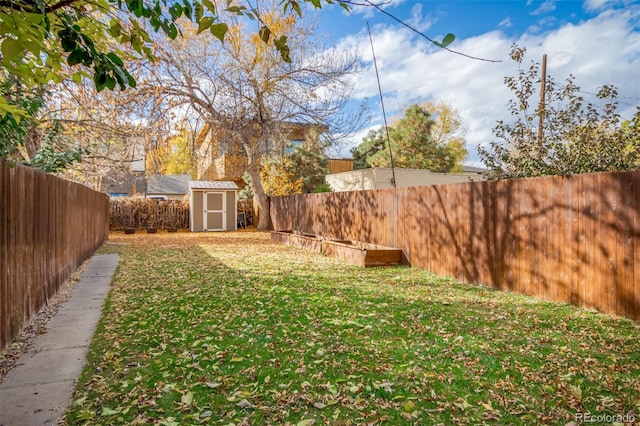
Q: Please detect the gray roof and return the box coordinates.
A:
[188,180,239,191]
[461,165,487,173]
[147,174,191,195]
[103,171,147,195]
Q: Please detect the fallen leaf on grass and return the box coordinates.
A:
[236,398,255,409]
[180,391,193,407]
[65,232,640,425]
[101,407,118,416]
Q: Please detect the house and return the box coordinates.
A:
[103,171,147,198]
[147,174,191,200]
[325,167,486,192]
[101,136,147,197]
[195,122,327,182]
[196,123,247,182]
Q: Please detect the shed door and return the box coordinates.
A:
[204,192,225,231]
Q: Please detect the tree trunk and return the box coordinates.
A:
[246,158,272,230]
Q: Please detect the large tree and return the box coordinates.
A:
[351,102,467,172]
[0,0,352,113]
[54,73,169,187]
[0,74,87,171]
[142,5,364,229]
[0,71,154,175]
[0,0,356,171]
[478,44,640,180]
[1,0,463,174]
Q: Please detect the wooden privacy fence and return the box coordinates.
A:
[237,199,254,227]
[109,198,189,230]
[0,159,109,350]
[109,198,256,230]
[270,170,640,321]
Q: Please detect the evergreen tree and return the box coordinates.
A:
[351,103,466,172]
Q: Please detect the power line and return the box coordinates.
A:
[357,0,501,63]
[367,21,396,189]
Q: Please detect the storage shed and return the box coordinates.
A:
[188,181,239,232]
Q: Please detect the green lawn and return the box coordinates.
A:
[66,231,640,425]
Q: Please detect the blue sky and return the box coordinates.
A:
[310,0,640,165]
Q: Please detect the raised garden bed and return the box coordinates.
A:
[270,230,322,253]
[321,239,403,267]
[271,230,403,267]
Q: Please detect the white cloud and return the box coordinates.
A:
[335,6,640,165]
[328,124,382,158]
[582,0,625,11]
[406,3,437,33]
[349,0,411,19]
[498,17,513,29]
[531,0,557,15]
[583,0,610,10]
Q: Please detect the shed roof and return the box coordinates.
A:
[188,180,238,190]
[148,174,191,195]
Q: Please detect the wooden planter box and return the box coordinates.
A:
[270,230,322,253]
[271,231,403,267]
[321,240,403,267]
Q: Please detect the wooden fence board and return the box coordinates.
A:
[270,169,640,321]
[626,173,640,318]
[609,175,618,315]
[531,178,543,299]
[0,162,8,345]
[571,175,582,307]
[556,177,570,304]
[585,174,597,310]
[494,180,507,290]
[475,182,491,286]
[538,178,550,301]
[517,178,529,297]
[18,166,28,328]
[599,173,610,313]
[507,179,521,293]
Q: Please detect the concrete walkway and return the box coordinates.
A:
[0,253,119,426]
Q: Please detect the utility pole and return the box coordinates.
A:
[537,53,547,145]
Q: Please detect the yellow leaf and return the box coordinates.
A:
[481,402,493,411]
